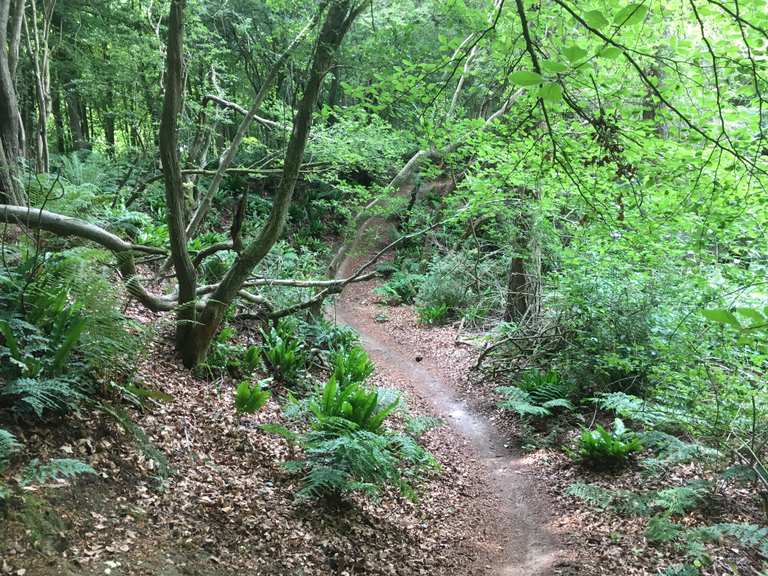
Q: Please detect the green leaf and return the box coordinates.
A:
[598,46,623,59]
[538,82,563,103]
[614,4,648,26]
[734,307,765,326]
[701,309,741,329]
[563,45,588,62]
[541,60,569,74]
[509,71,544,86]
[584,10,609,29]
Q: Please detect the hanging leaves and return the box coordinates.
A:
[510,71,544,86]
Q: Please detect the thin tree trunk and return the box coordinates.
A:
[158,0,198,360]
[183,0,363,366]
[23,2,51,172]
[0,0,25,204]
[66,85,87,150]
[51,82,65,152]
[103,87,116,157]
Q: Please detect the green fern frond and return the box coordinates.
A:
[565,482,616,510]
[592,392,678,427]
[688,523,768,556]
[20,458,96,487]
[497,386,551,417]
[2,377,84,418]
[651,481,710,515]
[639,431,721,472]
[0,428,21,470]
[565,482,650,516]
[646,515,684,543]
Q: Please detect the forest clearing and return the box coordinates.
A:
[0,1,767,575]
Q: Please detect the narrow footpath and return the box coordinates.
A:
[334,224,561,576]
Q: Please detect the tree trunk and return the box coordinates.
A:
[103,87,116,157]
[181,0,363,366]
[158,0,198,362]
[503,188,541,324]
[51,83,66,153]
[66,86,87,150]
[0,0,25,204]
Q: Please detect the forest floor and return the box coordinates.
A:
[3,205,764,575]
[0,288,575,576]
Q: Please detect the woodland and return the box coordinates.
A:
[0,0,767,575]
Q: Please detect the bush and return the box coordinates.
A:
[328,346,374,387]
[234,379,271,414]
[414,251,504,323]
[310,377,400,434]
[260,320,307,384]
[578,418,642,468]
[0,251,140,419]
[496,369,575,419]
[195,325,248,379]
[375,270,424,305]
[264,344,438,502]
[299,318,359,352]
[417,303,449,325]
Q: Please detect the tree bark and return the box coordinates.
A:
[158,0,198,362]
[23,0,52,172]
[183,0,363,366]
[65,85,87,150]
[0,0,25,204]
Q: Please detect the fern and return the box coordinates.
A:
[298,430,401,499]
[565,482,650,516]
[639,431,721,472]
[497,386,573,418]
[565,482,621,510]
[20,458,96,486]
[567,480,712,518]
[593,392,680,427]
[646,515,684,543]
[688,523,768,556]
[1,377,84,418]
[0,428,21,471]
[650,481,710,515]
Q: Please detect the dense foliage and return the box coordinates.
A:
[2,0,767,573]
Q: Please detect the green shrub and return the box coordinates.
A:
[234,380,271,414]
[299,318,359,352]
[375,270,424,305]
[310,377,399,434]
[195,325,247,379]
[417,303,450,325]
[0,252,139,419]
[264,346,438,502]
[496,369,575,419]
[260,320,307,384]
[288,428,437,501]
[578,418,642,468]
[328,346,374,387]
[267,379,435,501]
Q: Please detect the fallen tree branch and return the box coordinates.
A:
[202,94,286,130]
[0,204,171,311]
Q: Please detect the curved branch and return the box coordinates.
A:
[0,205,171,311]
[202,94,286,130]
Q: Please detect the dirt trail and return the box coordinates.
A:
[333,209,560,575]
